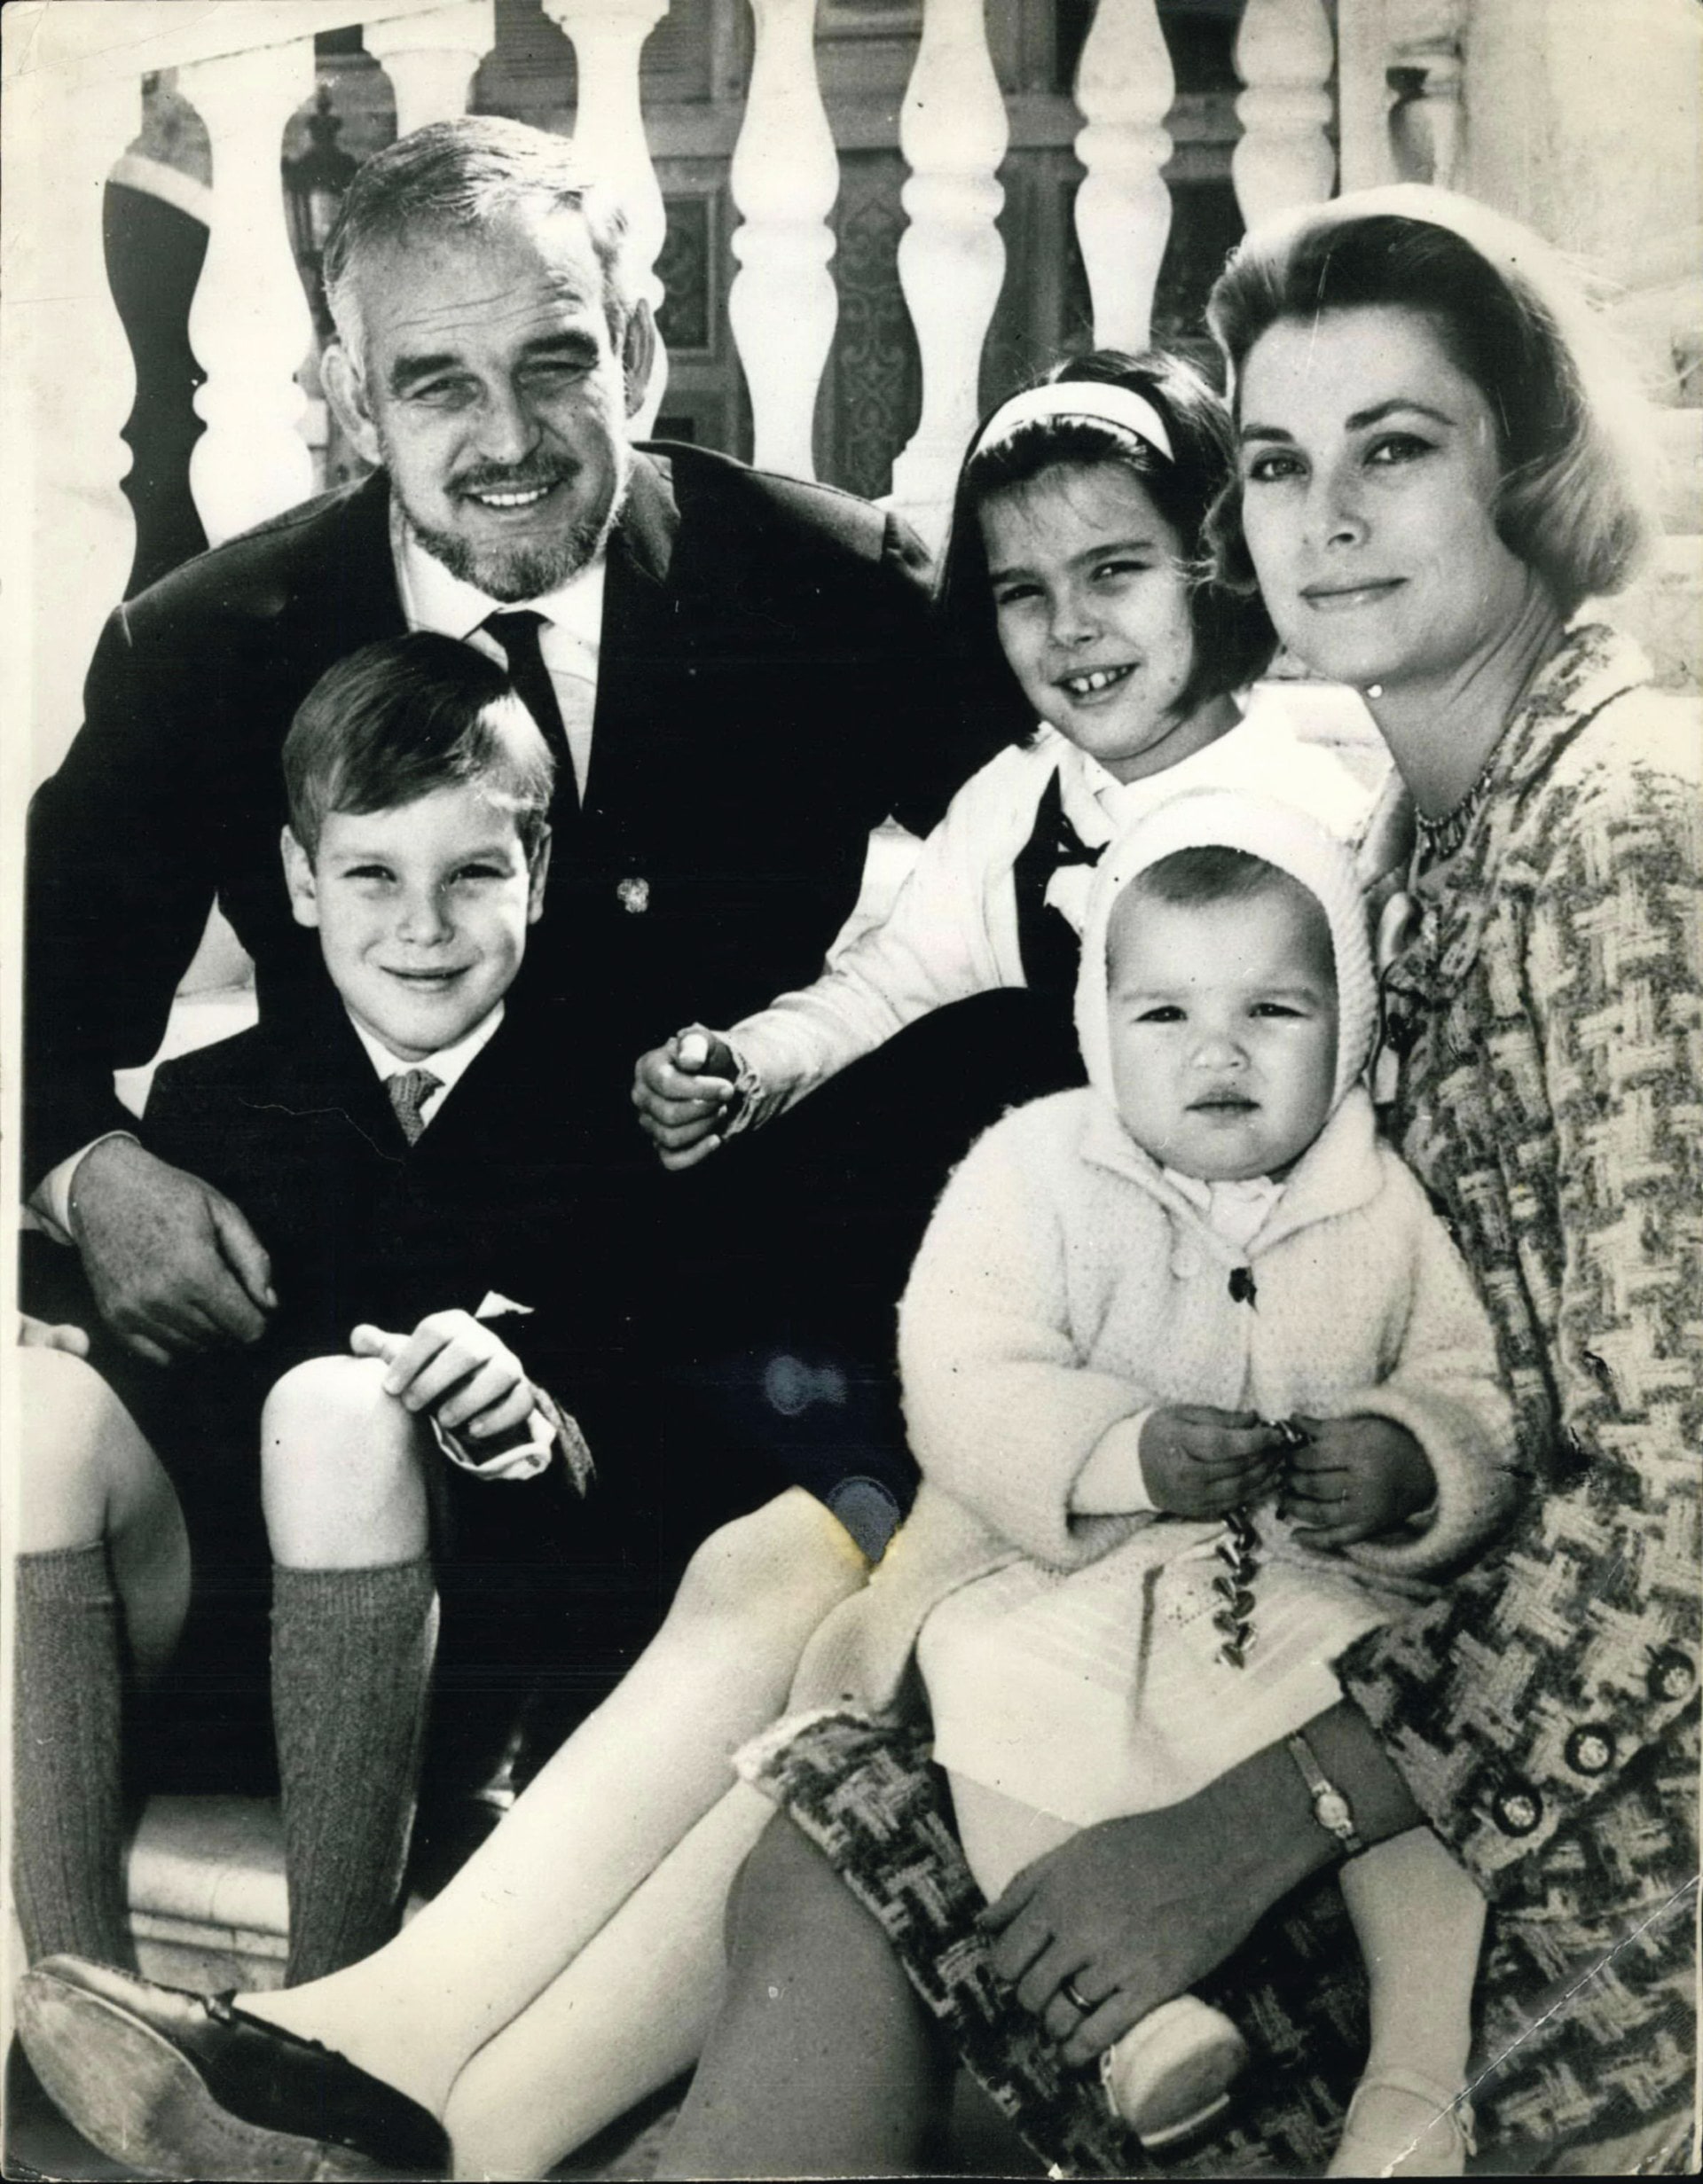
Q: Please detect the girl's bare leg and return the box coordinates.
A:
[441,1782,773,2179]
[657,1812,952,2180]
[239,1490,867,2115]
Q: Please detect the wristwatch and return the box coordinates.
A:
[1285,1731,1365,1857]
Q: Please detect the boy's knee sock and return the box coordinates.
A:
[1338,1825,1487,2091]
[12,1545,137,1970]
[271,1557,436,1984]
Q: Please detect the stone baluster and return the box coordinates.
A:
[1232,0,1337,229]
[1384,0,1465,189]
[543,0,670,430]
[365,0,495,137]
[728,0,840,481]
[6,67,139,786]
[1333,0,1395,192]
[180,39,318,544]
[1072,0,1174,353]
[887,0,1008,546]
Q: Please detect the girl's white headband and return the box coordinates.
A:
[970,381,1174,464]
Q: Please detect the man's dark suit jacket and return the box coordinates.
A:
[27,444,967,1186]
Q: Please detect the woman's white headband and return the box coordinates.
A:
[971,382,1174,464]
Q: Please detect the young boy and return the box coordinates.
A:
[12,634,612,1985]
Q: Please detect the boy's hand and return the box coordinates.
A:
[1283,1414,1435,1549]
[68,1138,276,1363]
[351,1311,537,1440]
[1138,1406,1287,1519]
[632,1028,741,1171]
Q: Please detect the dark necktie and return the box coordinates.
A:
[386,1068,442,1147]
[483,610,576,803]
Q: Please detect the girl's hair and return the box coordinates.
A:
[1206,185,1660,617]
[285,632,556,860]
[935,350,1278,750]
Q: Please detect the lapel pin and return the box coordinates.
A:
[617,877,650,914]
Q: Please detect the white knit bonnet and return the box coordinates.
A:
[1073,787,1378,1120]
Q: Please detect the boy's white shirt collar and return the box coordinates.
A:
[393,512,607,673]
[349,1000,506,1131]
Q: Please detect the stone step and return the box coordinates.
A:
[126,1794,288,1994]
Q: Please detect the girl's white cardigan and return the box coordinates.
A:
[786,1085,1521,1719]
[724,713,1380,1128]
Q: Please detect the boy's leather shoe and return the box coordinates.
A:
[16,1955,449,2180]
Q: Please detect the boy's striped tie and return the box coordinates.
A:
[386,1069,442,1146]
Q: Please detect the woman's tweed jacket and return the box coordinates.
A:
[747,623,1700,2173]
[1339,622,1699,2144]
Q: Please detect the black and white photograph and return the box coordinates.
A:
[2,1,1698,2176]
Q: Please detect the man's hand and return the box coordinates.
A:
[68,1138,275,1364]
[18,1314,90,1358]
[1283,1414,1435,1549]
[1138,1405,1286,1519]
[632,1027,741,1171]
[352,1310,537,1441]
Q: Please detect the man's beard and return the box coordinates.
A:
[400,446,631,601]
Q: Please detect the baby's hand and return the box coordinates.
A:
[632,1028,741,1171]
[1283,1414,1435,1549]
[351,1311,537,1442]
[1139,1406,1288,1519]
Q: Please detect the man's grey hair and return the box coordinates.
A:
[323,116,636,366]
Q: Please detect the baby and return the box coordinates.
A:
[883,789,1522,2175]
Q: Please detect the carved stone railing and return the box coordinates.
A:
[10,0,1702,803]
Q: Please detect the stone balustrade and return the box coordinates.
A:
[8,0,1703,799]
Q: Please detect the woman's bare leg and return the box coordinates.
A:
[657,1812,952,2180]
[441,1782,773,2179]
[239,1490,867,2114]
[15,1345,190,1673]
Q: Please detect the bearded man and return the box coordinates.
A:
[27,116,946,1362]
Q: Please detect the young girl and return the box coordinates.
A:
[723,791,1523,2180]
[632,350,1384,1162]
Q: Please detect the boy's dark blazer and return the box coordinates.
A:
[27,445,970,1185]
[140,988,635,1454]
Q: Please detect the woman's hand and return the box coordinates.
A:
[982,1707,1422,2067]
[632,1029,741,1170]
[18,1312,91,1357]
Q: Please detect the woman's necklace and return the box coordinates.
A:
[1409,610,1565,865]
[1411,731,1509,865]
